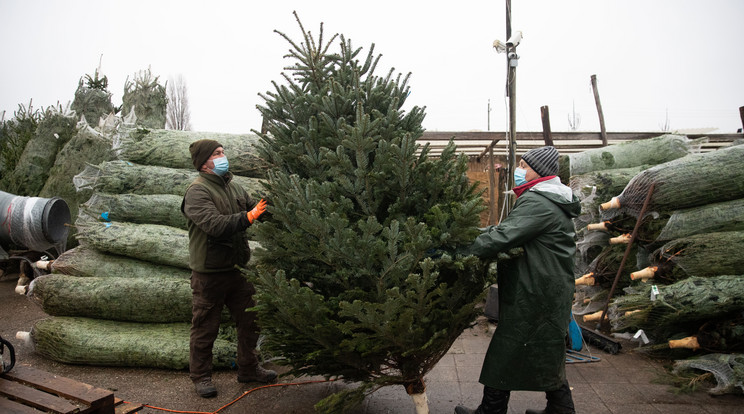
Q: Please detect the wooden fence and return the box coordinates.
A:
[418,131,742,159]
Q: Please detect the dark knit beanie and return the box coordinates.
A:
[189,139,223,171]
[522,146,559,177]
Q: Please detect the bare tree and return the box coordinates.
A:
[166,75,192,130]
[567,100,581,131]
[659,108,671,132]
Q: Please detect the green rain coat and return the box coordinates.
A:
[465,177,580,391]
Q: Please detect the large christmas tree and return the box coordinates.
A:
[251,13,489,413]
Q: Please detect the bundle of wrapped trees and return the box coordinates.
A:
[571,141,744,391]
[608,275,744,343]
[23,115,267,369]
[569,136,702,274]
[569,136,702,315]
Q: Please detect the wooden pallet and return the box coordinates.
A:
[0,365,143,414]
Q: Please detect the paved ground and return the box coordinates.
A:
[1,275,742,414]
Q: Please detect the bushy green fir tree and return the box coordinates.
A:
[251,14,491,413]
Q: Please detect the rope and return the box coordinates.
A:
[123,378,335,414]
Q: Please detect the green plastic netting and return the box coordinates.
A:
[74,217,261,269]
[28,316,237,369]
[80,192,186,229]
[73,160,264,197]
[51,245,189,279]
[115,128,267,177]
[29,274,193,323]
[74,218,191,269]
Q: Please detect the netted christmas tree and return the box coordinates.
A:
[71,66,115,125]
[0,101,41,188]
[250,13,489,414]
[121,67,167,130]
[2,103,77,196]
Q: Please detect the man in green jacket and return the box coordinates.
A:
[181,139,276,398]
[455,146,581,414]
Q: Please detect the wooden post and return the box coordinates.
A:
[591,74,608,146]
[739,106,743,132]
[540,105,554,146]
[596,183,655,330]
[497,160,508,223]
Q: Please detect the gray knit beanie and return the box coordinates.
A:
[521,146,559,177]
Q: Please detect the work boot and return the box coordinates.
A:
[525,380,576,414]
[194,377,217,398]
[455,386,510,414]
[237,365,278,383]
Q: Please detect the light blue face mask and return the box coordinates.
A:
[212,156,229,176]
[514,167,527,186]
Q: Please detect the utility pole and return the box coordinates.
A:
[504,0,520,215]
[485,0,521,220]
[487,99,491,131]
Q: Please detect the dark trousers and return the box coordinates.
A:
[189,269,259,382]
[477,380,575,414]
[542,379,576,414]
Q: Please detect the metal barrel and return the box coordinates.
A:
[0,190,71,253]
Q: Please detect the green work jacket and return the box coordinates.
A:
[464,177,581,391]
[181,172,255,273]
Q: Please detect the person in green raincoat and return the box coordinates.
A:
[455,146,581,414]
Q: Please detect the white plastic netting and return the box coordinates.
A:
[673,353,744,395]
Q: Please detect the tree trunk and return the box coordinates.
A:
[405,379,429,414]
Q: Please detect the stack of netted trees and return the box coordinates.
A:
[22,120,266,369]
[568,139,744,394]
[568,135,703,298]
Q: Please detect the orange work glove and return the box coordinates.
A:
[247,198,267,223]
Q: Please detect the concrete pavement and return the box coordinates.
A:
[2,274,743,414]
[357,318,744,414]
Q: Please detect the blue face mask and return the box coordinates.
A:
[514,167,527,186]
[212,156,229,176]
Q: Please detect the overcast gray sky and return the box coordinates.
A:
[1,0,742,135]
